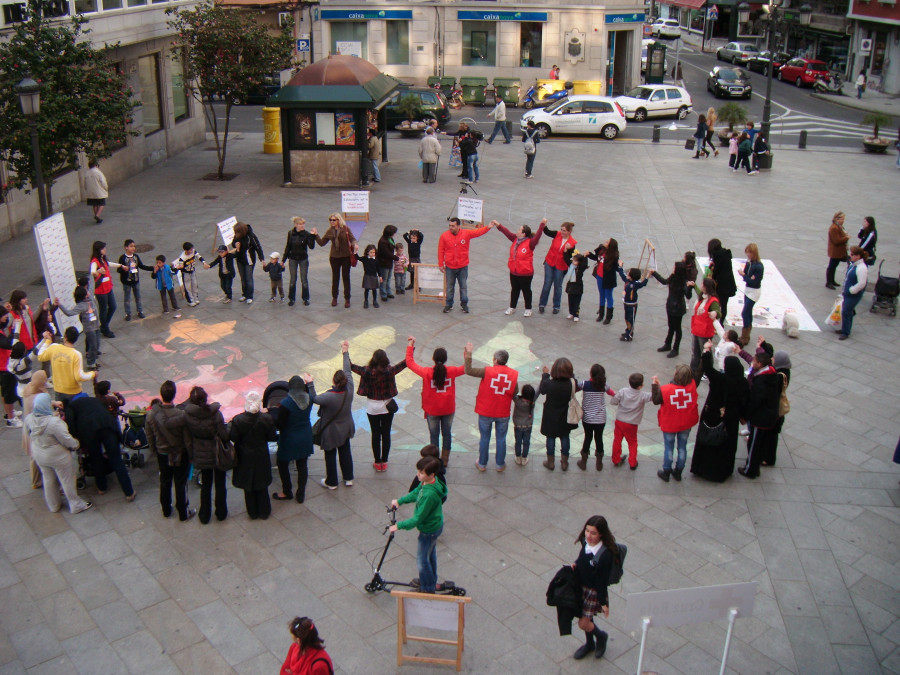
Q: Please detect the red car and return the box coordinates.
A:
[778,58,830,87]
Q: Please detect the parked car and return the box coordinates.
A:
[640,38,669,74]
[716,42,760,65]
[746,50,792,75]
[650,19,681,39]
[777,58,830,87]
[240,73,281,105]
[385,86,452,128]
[519,95,626,139]
[614,85,692,121]
[707,67,753,99]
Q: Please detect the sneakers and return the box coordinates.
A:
[474,462,486,472]
[182,508,197,522]
[514,456,522,465]
[319,478,337,490]
[188,300,199,307]
[749,170,759,175]
[521,456,529,466]
[523,309,532,317]
[504,307,515,315]
[552,308,559,315]
[137,312,145,319]
[246,299,253,305]
[443,306,452,313]
[222,298,232,304]
[5,417,23,428]
[288,300,295,306]
[461,305,469,314]
[124,314,131,321]
[567,314,574,320]
[75,502,94,513]
[539,306,545,314]
[269,297,276,302]
[525,174,534,179]
[239,297,246,302]
[574,316,580,322]
[344,480,353,487]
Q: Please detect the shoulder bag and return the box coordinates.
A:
[215,436,236,471]
[566,378,582,425]
[778,373,790,417]
[696,403,726,446]
[312,391,349,446]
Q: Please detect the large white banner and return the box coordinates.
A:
[33,213,80,332]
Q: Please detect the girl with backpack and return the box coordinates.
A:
[522,120,540,178]
[280,617,333,675]
[570,515,619,661]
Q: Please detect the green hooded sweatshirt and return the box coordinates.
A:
[397,478,446,534]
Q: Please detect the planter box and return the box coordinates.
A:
[862,139,890,154]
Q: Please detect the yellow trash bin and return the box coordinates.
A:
[572,80,603,96]
[262,107,282,154]
[535,78,565,100]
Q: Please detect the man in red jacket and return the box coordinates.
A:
[651,364,699,482]
[464,341,519,471]
[437,218,491,314]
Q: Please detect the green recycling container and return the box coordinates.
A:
[426,76,442,89]
[459,77,488,105]
[492,78,522,106]
[439,76,457,96]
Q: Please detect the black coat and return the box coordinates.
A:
[652,270,692,316]
[283,228,316,261]
[179,402,229,470]
[710,248,737,299]
[65,396,121,446]
[546,565,582,636]
[539,375,577,438]
[746,369,782,430]
[230,411,277,491]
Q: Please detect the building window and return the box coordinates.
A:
[74,0,97,13]
[128,0,147,7]
[520,22,543,68]
[331,22,367,59]
[170,52,189,122]
[138,54,162,135]
[386,20,409,65]
[103,0,122,10]
[462,21,496,66]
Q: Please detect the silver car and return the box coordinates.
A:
[716,42,760,65]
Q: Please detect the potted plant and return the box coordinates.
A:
[861,113,892,153]
[716,102,748,147]
[395,94,426,136]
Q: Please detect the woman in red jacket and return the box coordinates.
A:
[492,217,547,317]
[538,221,577,315]
[280,617,333,675]
[406,336,465,467]
[7,290,40,352]
[90,241,123,338]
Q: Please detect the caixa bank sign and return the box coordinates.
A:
[457,11,548,22]
[605,13,645,24]
[321,9,413,20]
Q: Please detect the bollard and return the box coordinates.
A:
[798,130,807,149]
[652,124,661,143]
[262,107,282,154]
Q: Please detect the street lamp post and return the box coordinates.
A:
[15,75,49,220]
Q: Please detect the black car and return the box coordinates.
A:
[746,51,792,75]
[707,67,752,99]
[385,86,452,129]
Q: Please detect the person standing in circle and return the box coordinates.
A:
[539,358,578,472]
[538,221,576,315]
[738,243,764,346]
[282,217,317,307]
[84,160,108,223]
[706,239,736,322]
[826,211,849,290]
[437,217,491,314]
[273,375,315,504]
[493,218,547,317]
[316,214,357,308]
[569,515,616,661]
[90,241,123,338]
[349,345,407,472]
[311,341,356,489]
[231,222,265,304]
[838,246,868,341]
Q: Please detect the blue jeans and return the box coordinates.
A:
[478,415,509,467]
[417,525,443,592]
[488,120,511,143]
[96,291,116,334]
[445,266,468,308]
[236,260,255,300]
[596,279,614,308]
[742,296,756,328]
[84,330,100,366]
[369,159,381,181]
[466,153,479,181]
[662,429,690,471]
[546,435,571,458]
[287,258,310,302]
[841,292,862,336]
[525,152,536,176]
[514,427,532,458]
[538,262,566,311]
[379,266,393,299]
[122,283,142,315]
[427,413,454,451]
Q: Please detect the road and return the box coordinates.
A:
[208,48,872,149]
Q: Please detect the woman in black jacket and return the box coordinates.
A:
[587,238,619,325]
[571,515,616,660]
[181,386,230,524]
[651,261,692,358]
[376,225,399,302]
[232,222,265,304]
[707,239,736,321]
[539,357,578,471]
[230,391,277,520]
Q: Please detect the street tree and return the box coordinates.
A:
[0,0,136,207]
[167,1,293,180]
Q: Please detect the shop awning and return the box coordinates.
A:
[669,0,706,9]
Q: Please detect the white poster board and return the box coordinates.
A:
[624,582,756,633]
[457,197,483,223]
[33,213,80,332]
[341,191,370,214]
[337,41,362,58]
[316,112,335,145]
[216,216,237,246]
[404,597,460,631]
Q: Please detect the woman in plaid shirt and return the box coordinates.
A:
[350,348,407,472]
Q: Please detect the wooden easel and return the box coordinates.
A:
[637,238,656,275]
[392,590,471,671]
[411,263,446,305]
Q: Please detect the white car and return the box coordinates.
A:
[614,85,693,122]
[650,19,681,39]
[520,95,626,139]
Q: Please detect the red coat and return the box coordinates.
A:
[690,295,718,338]
[544,232,577,271]
[10,307,38,350]
[406,345,465,416]
[438,226,489,270]
[657,382,699,433]
[474,365,518,418]
[280,644,333,675]
[91,257,114,295]
[496,222,546,276]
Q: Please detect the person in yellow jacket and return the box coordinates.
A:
[36,328,96,404]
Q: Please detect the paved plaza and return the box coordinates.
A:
[0,130,898,675]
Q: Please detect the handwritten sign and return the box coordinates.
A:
[216,216,237,246]
[33,213,80,332]
[416,266,445,291]
[405,597,460,631]
[457,197,482,223]
[342,191,369,213]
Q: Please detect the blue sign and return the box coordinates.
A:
[321,10,412,20]
[296,39,310,52]
[605,13,646,24]
[457,11,549,22]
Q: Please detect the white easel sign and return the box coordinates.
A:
[342,191,369,213]
[457,197,482,223]
[33,213,80,332]
[404,597,459,631]
[217,216,237,246]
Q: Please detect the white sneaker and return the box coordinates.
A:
[523,310,532,317]
[504,307,515,315]
[13,410,22,417]
[574,316,580,322]
[269,297,276,303]
[5,417,23,428]
[239,297,246,302]
[246,299,253,305]
[344,480,353,487]
[749,170,759,175]
[222,298,232,304]
[566,314,574,320]
[319,478,337,490]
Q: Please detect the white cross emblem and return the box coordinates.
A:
[431,377,453,394]
[519,246,528,254]
[460,239,467,245]
[669,389,693,409]
[490,373,513,396]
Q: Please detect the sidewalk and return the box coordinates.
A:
[0,130,898,674]
[811,82,900,119]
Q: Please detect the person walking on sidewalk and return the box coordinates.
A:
[568,515,617,661]
[855,70,867,99]
[523,121,540,178]
[692,114,710,159]
[487,99,511,144]
[84,160,108,223]
[418,128,441,183]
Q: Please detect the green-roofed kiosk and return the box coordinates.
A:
[267,55,398,187]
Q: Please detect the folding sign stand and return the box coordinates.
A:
[637,238,656,275]
[392,590,471,672]
[411,263,446,305]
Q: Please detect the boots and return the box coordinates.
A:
[667,348,679,358]
[574,630,596,660]
[560,456,569,471]
[440,448,451,467]
[593,627,608,658]
[603,307,614,325]
[576,453,589,471]
[596,455,603,471]
[595,307,604,322]
[657,468,671,482]
[542,456,555,471]
[656,343,671,353]
[739,326,752,347]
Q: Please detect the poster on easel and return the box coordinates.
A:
[33,213,81,333]
[412,264,446,305]
[341,191,369,213]
[637,238,656,275]
[457,197,483,225]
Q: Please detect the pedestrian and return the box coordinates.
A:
[672,61,684,88]
[376,225,399,302]
[449,122,470,178]
[760,348,791,467]
[418,127,441,183]
[738,351,781,479]
[6,290,40,355]
[90,241,122,338]
[460,130,480,183]
[406,336,465,466]
[523,120,540,178]
[577,364,615,471]
[651,261,692,358]
[55,287,101,370]
[393,242,409,295]
[744,121,758,145]
[652,364,700,482]
[280,617,334,675]
[855,70,867,99]
[231,221,265,304]
[464,340,519,471]
[8,342,32,403]
[151,255,182,317]
[0,309,24,427]
[538,221,577,315]
[512,384,536,465]
[735,131,756,174]
[692,113,710,159]
[389,456,447,593]
[36,327,96,404]
[564,251,588,321]
[350,345,406,472]
[315,213,357,308]
[262,252,285,302]
[311,341,355,490]
[145,381,195,521]
[437,217,491,314]
[20,370,47,488]
[205,245,236,303]
[403,229,424,290]
[727,131,739,169]
[273,375,315,504]
[838,246,868,340]
[117,239,153,320]
[173,242,206,307]
[616,266,649,341]
[752,132,770,170]
[84,159,108,223]
[230,391,277,520]
[704,106,719,157]
[539,358,578,471]
[707,239,736,321]
[182,386,230,523]
[356,244,381,309]
[857,216,877,266]
[609,373,652,470]
[366,128,382,183]
[568,515,617,660]
[590,238,619,325]
[487,98,511,144]
[25,393,93,514]
[688,277,721,381]
[493,217,547,317]
[549,65,560,80]
[282,217,317,307]
[738,243,764,346]
[825,211,849,290]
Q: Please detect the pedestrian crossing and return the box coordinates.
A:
[768,112,869,140]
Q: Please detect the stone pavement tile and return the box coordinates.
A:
[850,574,900,618]
[489,531,561,575]
[8,624,61,670]
[882,645,900,673]
[321,586,395,640]
[852,593,897,635]
[783,615,840,675]
[121,525,182,575]
[88,598,144,643]
[820,603,870,646]
[204,562,281,628]
[247,615,289,661]
[612,644,689,675]
[755,528,805,581]
[137,598,205,655]
[269,540,346,598]
[780,502,827,551]
[0,662,24,675]
[110,630,179,675]
[0,584,45,637]
[313,613,395,674]
[24,655,77,675]
[0,513,45,564]
[61,508,111,541]
[760,483,815,503]
[58,553,122,612]
[60,628,129,675]
[636,504,694,540]
[82,530,132,566]
[234,651,282,675]
[493,561,558,613]
[36,589,95,642]
[887,619,900,646]
[666,640,729,675]
[799,549,853,607]
[233,514,294,549]
[772,580,820,617]
[668,502,751,551]
[746,501,788,529]
[625,528,706,579]
[40,531,87,566]
[689,561,741,588]
[749,626,798,673]
[186,599,266,667]
[832,644,882,675]
[809,485,894,507]
[0,631,16,669]
[719,551,768,583]
[252,567,330,620]
[853,552,900,592]
[493,641,564,674]
[102,554,167,611]
[170,640,236,675]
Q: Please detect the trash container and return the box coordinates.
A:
[439,76,457,96]
[757,152,773,170]
[262,107,282,154]
[535,78,565,100]
[459,77,488,105]
[572,80,602,95]
[426,76,442,90]
[493,78,522,106]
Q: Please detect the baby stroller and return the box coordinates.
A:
[120,409,148,468]
[869,261,899,316]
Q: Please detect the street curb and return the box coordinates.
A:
[810,91,900,118]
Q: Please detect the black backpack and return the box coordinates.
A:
[595,543,627,585]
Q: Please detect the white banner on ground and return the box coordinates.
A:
[624,581,757,633]
[216,216,237,246]
[342,191,369,213]
[457,197,483,223]
[33,213,80,332]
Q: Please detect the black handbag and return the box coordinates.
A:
[386,398,399,414]
[696,419,726,446]
[684,138,696,151]
[214,437,236,471]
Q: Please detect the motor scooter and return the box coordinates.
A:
[813,72,843,95]
[520,81,573,108]
[432,82,464,109]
